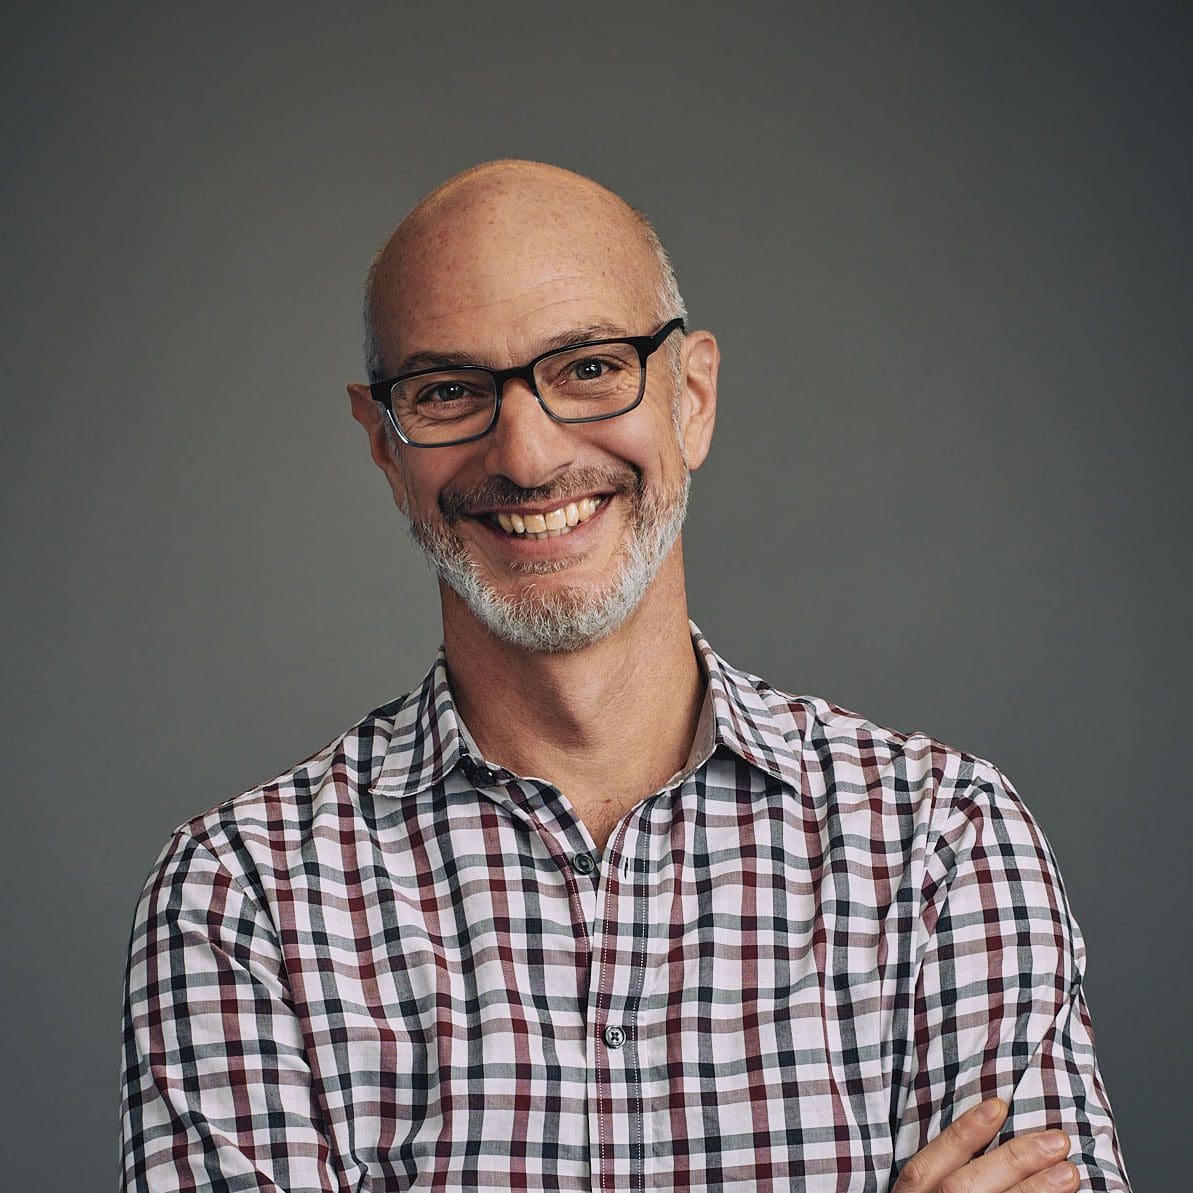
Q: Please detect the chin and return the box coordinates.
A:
[453,567,647,654]
[411,470,691,654]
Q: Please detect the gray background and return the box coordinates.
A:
[3,2,1188,1187]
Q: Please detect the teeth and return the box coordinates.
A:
[491,497,603,536]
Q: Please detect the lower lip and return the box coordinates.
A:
[471,497,613,552]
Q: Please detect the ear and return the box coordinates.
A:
[347,382,410,513]
[677,330,719,471]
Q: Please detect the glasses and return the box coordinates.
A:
[369,318,686,448]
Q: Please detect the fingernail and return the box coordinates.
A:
[1040,1131,1070,1156]
[976,1099,1003,1124]
[1046,1161,1076,1188]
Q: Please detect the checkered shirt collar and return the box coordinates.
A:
[371,622,802,800]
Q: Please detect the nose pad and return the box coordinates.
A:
[482,379,575,487]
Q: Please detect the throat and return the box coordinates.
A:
[443,563,705,828]
[451,632,707,833]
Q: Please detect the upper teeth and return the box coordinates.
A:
[495,497,601,537]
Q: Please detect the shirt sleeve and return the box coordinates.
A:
[889,766,1131,1191]
[119,830,344,1192]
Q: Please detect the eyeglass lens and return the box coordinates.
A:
[390,340,645,445]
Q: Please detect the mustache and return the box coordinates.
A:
[439,465,643,519]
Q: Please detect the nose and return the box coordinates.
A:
[480,376,577,489]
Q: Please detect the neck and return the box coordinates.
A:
[440,547,705,806]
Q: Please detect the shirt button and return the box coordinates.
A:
[571,852,595,874]
[475,766,497,784]
[603,1025,626,1049]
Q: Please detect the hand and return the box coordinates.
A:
[893,1099,1080,1193]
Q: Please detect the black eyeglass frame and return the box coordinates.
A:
[368,317,686,448]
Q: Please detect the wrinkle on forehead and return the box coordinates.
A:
[366,161,665,374]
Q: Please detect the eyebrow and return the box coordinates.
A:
[392,322,631,376]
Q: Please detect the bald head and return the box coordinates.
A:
[362,160,685,382]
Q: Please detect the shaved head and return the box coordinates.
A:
[362,160,685,382]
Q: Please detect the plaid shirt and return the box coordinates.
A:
[119,628,1129,1191]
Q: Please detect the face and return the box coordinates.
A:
[350,179,718,653]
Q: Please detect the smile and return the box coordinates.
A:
[479,496,606,539]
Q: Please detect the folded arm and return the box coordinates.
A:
[119,831,344,1192]
[889,766,1130,1191]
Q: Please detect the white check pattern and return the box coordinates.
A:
[119,628,1130,1191]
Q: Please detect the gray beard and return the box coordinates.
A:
[408,466,690,654]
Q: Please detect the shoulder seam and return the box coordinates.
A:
[167,825,274,925]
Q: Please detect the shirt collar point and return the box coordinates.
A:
[374,624,806,800]
[690,622,805,788]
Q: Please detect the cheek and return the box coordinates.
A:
[400,462,454,517]
[587,407,683,476]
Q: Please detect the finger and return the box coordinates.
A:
[1007,1161,1080,1193]
[892,1099,1009,1193]
[948,1131,1073,1193]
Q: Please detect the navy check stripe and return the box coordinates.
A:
[119,627,1130,1190]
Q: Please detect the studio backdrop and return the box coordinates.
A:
[3,3,1188,1188]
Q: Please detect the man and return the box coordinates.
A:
[120,161,1130,1191]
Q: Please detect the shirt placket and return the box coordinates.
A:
[586,812,655,1193]
[462,756,660,1192]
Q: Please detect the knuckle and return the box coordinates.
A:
[894,1155,934,1193]
[939,1174,975,1193]
[1022,1161,1079,1193]
[1005,1135,1046,1168]
[950,1109,991,1146]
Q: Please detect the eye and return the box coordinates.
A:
[540,344,636,396]
[571,357,608,380]
[418,380,472,405]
